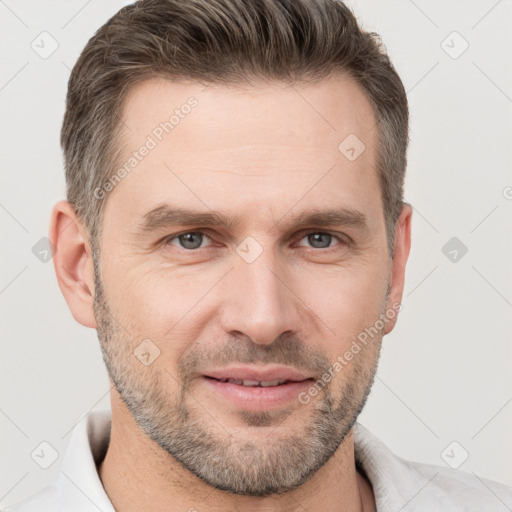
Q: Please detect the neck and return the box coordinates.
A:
[98,394,375,512]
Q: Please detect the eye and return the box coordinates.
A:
[166,231,212,250]
[163,230,347,252]
[296,232,344,249]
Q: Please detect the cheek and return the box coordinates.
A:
[100,236,389,360]
[102,259,219,356]
[297,262,388,350]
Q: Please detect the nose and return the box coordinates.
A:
[218,245,300,346]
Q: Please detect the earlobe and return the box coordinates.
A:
[49,200,97,328]
[384,203,412,335]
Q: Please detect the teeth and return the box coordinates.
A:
[223,378,288,387]
[259,379,285,387]
[242,379,261,386]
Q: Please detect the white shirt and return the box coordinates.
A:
[3,408,512,511]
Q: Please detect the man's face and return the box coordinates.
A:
[93,75,396,496]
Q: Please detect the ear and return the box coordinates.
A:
[49,200,97,328]
[384,203,412,335]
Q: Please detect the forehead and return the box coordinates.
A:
[104,75,380,230]
[120,74,376,159]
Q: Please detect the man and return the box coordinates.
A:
[4,0,512,511]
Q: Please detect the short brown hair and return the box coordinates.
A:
[61,0,408,250]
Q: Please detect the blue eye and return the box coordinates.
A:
[169,232,210,250]
[306,233,332,248]
[297,232,341,249]
[164,231,344,252]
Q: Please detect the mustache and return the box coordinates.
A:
[177,333,331,382]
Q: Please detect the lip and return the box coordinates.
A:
[202,364,312,382]
[201,376,314,410]
[199,365,314,411]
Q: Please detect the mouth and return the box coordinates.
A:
[199,366,315,410]
[204,376,308,387]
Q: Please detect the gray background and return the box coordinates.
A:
[1,0,511,507]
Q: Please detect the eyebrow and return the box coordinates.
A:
[137,204,368,234]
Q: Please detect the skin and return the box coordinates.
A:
[50,74,412,512]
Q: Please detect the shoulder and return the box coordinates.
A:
[353,422,512,511]
[2,409,114,512]
[401,455,512,511]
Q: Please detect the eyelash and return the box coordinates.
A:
[162,230,349,252]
